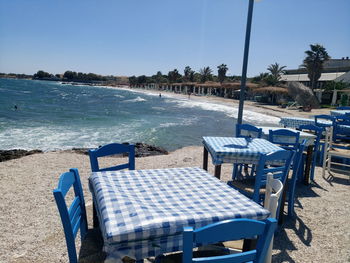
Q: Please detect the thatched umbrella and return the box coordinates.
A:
[253,86,289,104]
[252,86,289,94]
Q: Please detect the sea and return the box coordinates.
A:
[0,78,280,151]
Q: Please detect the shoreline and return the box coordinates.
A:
[91,84,334,119]
[53,79,334,120]
[0,143,169,162]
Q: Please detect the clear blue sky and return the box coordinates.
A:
[0,0,349,77]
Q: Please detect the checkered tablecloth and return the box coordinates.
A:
[202,137,283,165]
[89,167,270,262]
[279,117,332,129]
[330,110,350,116]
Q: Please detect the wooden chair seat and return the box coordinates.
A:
[335,143,350,148]
[329,147,350,157]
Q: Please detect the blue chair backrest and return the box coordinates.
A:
[314,115,335,128]
[268,129,300,150]
[334,116,350,141]
[336,106,350,110]
[89,143,135,172]
[335,115,350,125]
[299,124,322,150]
[236,123,263,139]
[252,150,294,203]
[183,218,277,263]
[53,168,88,263]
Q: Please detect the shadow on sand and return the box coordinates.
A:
[273,215,312,263]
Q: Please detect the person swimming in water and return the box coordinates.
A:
[14,105,18,110]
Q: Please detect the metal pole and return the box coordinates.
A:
[237,0,255,124]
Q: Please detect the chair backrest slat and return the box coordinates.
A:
[183,218,277,263]
[268,129,300,150]
[53,168,88,263]
[89,143,135,172]
[194,219,266,244]
[314,115,335,128]
[57,172,76,197]
[236,123,263,139]
[72,216,82,238]
[68,197,81,220]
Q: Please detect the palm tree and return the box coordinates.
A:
[199,66,212,83]
[302,44,330,90]
[168,69,181,83]
[184,66,195,82]
[267,63,286,84]
[217,64,228,83]
[155,71,163,84]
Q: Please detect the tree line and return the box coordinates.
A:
[128,64,241,86]
[5,43,341,91]
[32,70,112,82]
[129,44,342,91]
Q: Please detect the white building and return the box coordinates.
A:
[281,58,350,89]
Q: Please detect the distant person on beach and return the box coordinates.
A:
[188,92,191,99]
[159,93,161,98]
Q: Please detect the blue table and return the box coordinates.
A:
[279,117,332,129]
[202,137,283,178]
[330,110,350,116]
[89,167,270,262]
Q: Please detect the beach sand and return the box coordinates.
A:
[0,88,348,262]
[0,147,349,263]
[124,86,333,119]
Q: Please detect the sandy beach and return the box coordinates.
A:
[123,86,333,119]
[0,88,349,263]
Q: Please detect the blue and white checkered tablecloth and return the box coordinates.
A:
[89,167,269,262]
[330,110,350,116]
[202,137,283,165]
[279,117,332,129]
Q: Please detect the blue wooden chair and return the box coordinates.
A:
[299,125,323,180]
[182,218,277,263]
[229,150,294,204]
[53,168,88,263]
[89,143,135,172]
[268,129,300,151]
[233,124,263,180]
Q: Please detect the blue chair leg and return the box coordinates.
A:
[232,164,239,180]
[297,155,305,182]
[310,152,317,181]
[318,143,325,166]
[288,164,302,217]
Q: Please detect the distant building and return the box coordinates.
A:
[281,57,350,89]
